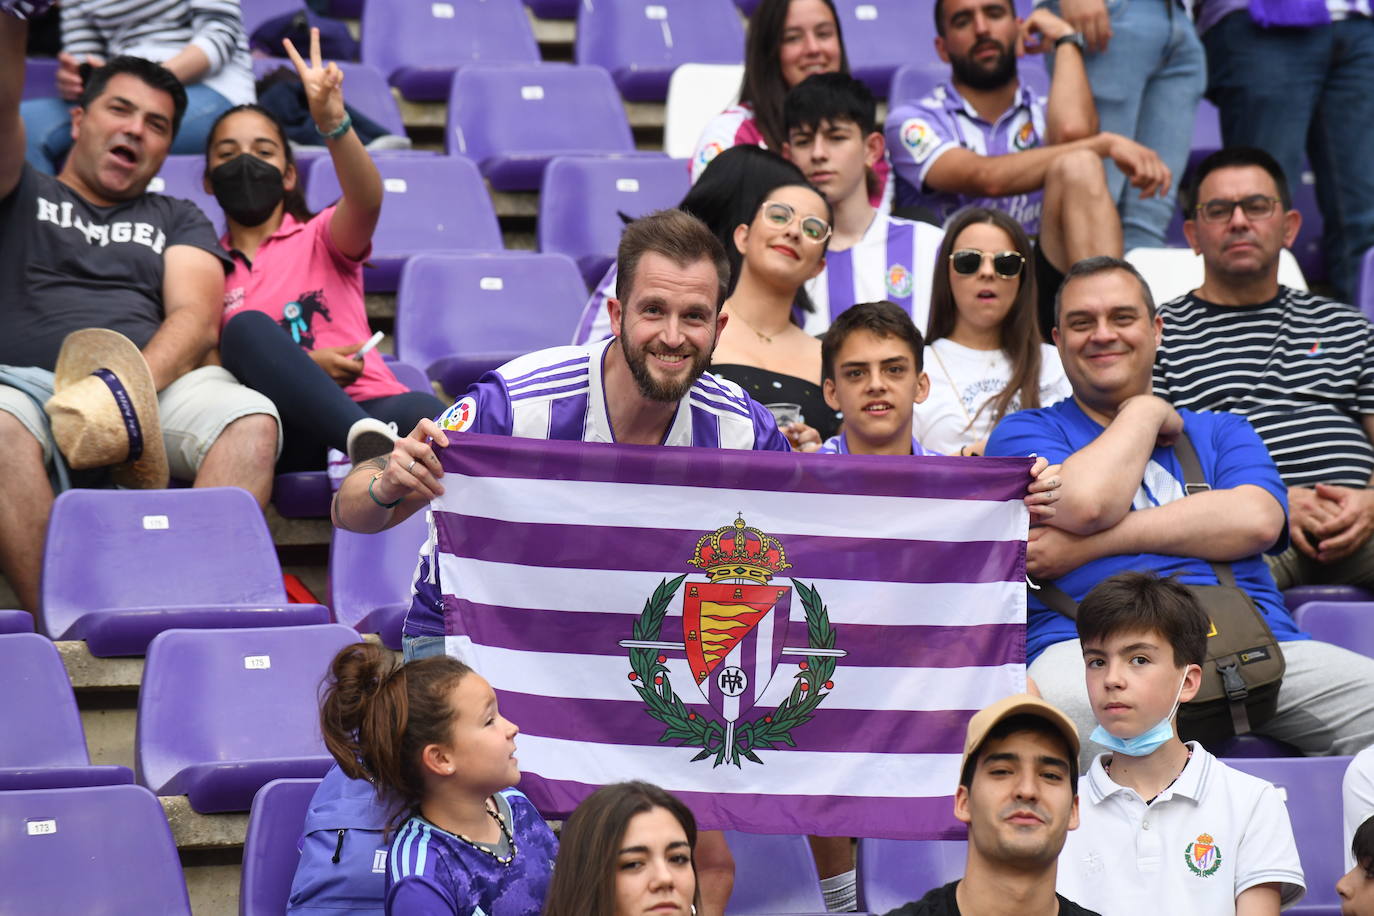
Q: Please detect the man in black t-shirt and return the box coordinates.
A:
[884,695,1099,916]
[1155,147,1374,593]
[0,14,280,613]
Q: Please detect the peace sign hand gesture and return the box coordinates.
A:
[283,27,347,136]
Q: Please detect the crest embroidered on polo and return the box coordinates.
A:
[886,263,914,299]
[618,515,847,768]
[438,396,478,432]
[1185,832,1222,877]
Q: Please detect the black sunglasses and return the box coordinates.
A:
[950,248,1026,279]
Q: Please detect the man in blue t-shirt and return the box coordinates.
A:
[987,255,1374,765]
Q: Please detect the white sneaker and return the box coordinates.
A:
[346,417,398,466]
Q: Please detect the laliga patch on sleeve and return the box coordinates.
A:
[899,118,939,164]
[438,396,478,432]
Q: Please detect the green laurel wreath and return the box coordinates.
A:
[1183,843,1223,878]
[627,575,838,768]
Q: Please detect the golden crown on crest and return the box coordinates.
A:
[688,514,791,584]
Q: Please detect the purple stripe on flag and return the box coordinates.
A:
[516,773,968,839]
[496,689,974,755]
[509,381,590,402]
[443,598,1024,669]
[439,431,1032,502]
[435,514,1025,584]
[501,355,588,386]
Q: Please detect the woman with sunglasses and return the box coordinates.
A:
[915,207,1072,457]
[690,0,890,208]
[712,182,842,441]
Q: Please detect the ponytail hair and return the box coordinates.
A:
[319,643,473,829]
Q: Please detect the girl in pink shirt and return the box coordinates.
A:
[208,29,440,472]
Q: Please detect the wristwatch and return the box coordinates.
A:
[1054,31,1087,52]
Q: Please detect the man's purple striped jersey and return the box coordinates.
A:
[386,789,557,916]
[403,338,792,637]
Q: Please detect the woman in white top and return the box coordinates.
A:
[915,207,1072,456]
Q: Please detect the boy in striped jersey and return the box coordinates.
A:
[1157,147,1374,592]
[782,73,945,338]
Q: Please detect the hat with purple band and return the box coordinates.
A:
[45,329,168,489]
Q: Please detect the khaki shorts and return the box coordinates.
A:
[0,365,281,480]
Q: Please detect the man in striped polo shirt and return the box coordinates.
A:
[1155,147,1374,592]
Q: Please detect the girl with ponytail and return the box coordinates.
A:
[319,643,558,915]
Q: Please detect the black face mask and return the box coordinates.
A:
[210,153,285,227]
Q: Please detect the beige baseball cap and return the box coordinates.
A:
[961,693,1080,777]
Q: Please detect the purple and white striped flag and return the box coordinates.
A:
[435,433,1030,840]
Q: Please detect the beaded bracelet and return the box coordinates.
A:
[316,111,353,141]
[369,472,402,509]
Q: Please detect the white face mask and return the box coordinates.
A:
[1090,671,1189,757]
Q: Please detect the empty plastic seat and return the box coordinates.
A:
[449,64,636,191]
[664,62,744,159]
[1285,585,1374,615]
[237,0,306,37]
[148,154,223,229]
[539,154,691,284]
[575,0,745,102]
[305,154,503,291]
[39,487,329,656]
[1227,756,1351,914]
[0,609,34,633]
[836,0,935,98]
[241,778,322,916]
[395,252,588,396]
[0,784,192,914]
[361,0,539,102]
[22,57,59,101]
[1291,602,1374,659]
[329,508,430,649]
[386,357,435,395]
[724,831,829,914]
[253,57,408,138]
[856,837,968,914]
[1357,248,1374,323]
[136,624,361,813]
[0,633,134,790]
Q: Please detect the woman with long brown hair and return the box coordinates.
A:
[916,207,1071,456]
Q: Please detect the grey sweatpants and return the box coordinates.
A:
[1031,637,1374,771]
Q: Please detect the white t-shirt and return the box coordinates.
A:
[1345,747,1374,872]
[914,339,1071,455]
[1058,743,1306,914]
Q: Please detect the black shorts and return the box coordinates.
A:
[1033,241,1064,344]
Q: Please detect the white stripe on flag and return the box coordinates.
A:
[446,638,1024,712]
[515,734,963,798]
[446,473,1028,544]
[443,556,1024,627]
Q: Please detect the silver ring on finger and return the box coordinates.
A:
[407,458,417,474]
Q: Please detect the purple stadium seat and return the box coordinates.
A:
[1284,585,1374,615]
[329,508,431,649]
[39,487,330,656]
[526,0,578,17]
[136,624,361,813]
[1290,167,1327,284]
[330,0,365,15]
[22,57,59,101]
[237,0,305,37]
[394,252,589,396]
[575,0,745,102]
[0,784,192,914]
[0,609,34,633]
[361,0,539,102]
[1210,734,1303,758]
[148,154,223,230]
[889,56,1049,107]
[1227,756,1351,915]
[253,57,408,138]
[0,633,135,790]
[385,357,435,395]
[735,0,762,14]
[1357,248,1374,323]
[449,64,637,191]
[538,154,692,284]
[1291,602,1374,659]
[856,837,967,914]
[241,777,322,916]
[835,0,936,98]
[723,831,830,914]
[305,154,503,292]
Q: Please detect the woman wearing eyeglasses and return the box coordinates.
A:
[712,181,843,441]
[915,207,1072,457]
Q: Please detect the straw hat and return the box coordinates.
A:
[45,329,168,489]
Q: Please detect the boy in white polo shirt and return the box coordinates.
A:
[1055,571,1305,915]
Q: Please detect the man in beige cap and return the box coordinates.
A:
[883,694,1100,916]
[0,12,280,613]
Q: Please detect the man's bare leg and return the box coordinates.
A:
[1039,148,1123,271]
[194,413,278,506]
[810,835,857,911]
[0,412,53,613]
[696,829,735,916]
